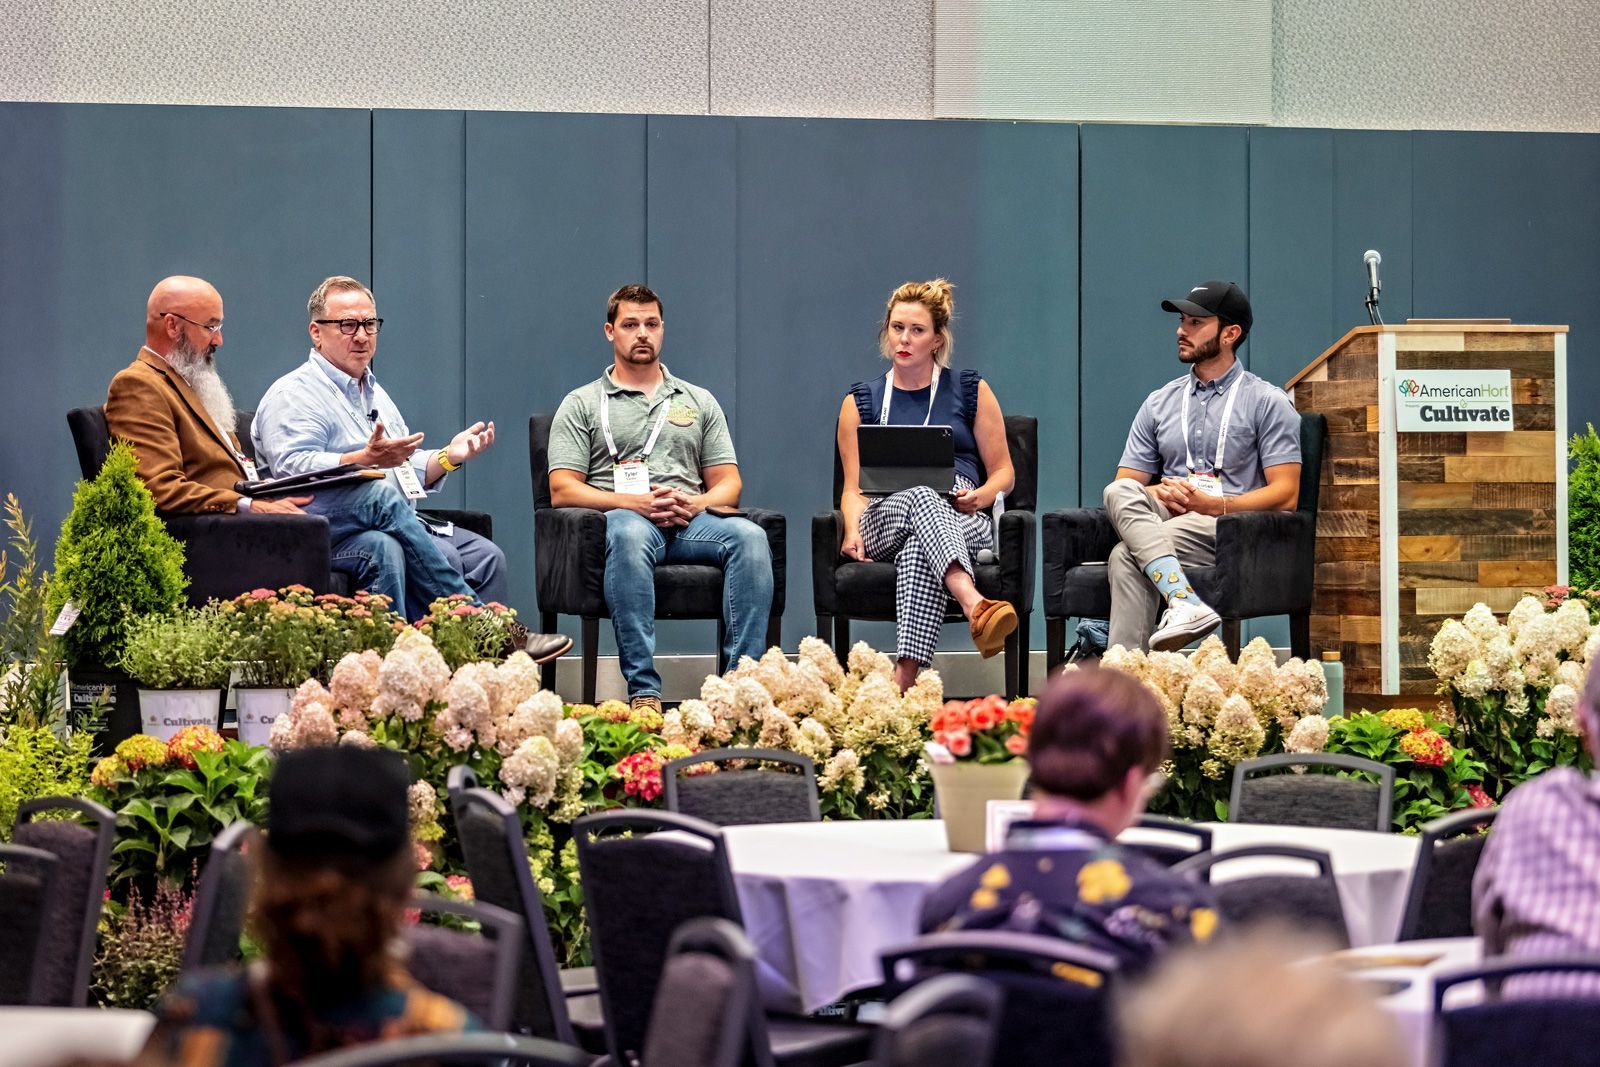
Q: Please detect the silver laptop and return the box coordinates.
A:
[857,425,956,496]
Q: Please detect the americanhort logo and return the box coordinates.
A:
[1395,369,1514,432]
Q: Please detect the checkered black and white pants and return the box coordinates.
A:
[860,479,993,667]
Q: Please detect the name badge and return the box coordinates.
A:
[614,460,651,495]
[1186,471,1222,496]
[393,463,428,500]
[242,459,259,481]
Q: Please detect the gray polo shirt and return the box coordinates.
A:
[548,365,737,494]
[1118,359,1301,495]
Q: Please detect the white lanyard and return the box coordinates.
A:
[1181,374,1241,475]
[879,367,941,425]
[311,357,380,436]
[600,387,672,461]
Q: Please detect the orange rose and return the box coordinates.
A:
[946,730,972,757]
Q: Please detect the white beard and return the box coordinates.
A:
[166,341,237,435]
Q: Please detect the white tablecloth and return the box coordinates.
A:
[0,1007,156,1067]
[724,819,1420,1013]
[1332,936,1483,1067]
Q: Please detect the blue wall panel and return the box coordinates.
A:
[1333,130,1413,328]
[1248,127,1336,388]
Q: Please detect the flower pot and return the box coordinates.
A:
[137,688,223,741]
[67,664,141,755]
[235,687,293,749]
[929,758,1032,853]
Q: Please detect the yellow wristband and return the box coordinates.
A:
[437,449,460,472]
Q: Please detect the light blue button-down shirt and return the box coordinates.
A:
[251,350,444,502]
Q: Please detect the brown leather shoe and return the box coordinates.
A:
[506,621,572,664]
[630,694,663,716]
[969,598,1018,659]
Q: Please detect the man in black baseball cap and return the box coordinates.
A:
[1099,280,1302,651]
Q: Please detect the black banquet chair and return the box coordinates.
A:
[662,747,822,826]
[1398,806,1498,942]
[290,1033,591,1067]
[0,843,60,1006]
[1433,956,1600,1067]
[813,414,1037,698]
[1173,844,1350,948]
[181,820,258,972]
[1043,410,1326,667]
[871,973,1003,1067]
[1229,752,1395,832]
[529,412,786,704]
[12,796,117,1006]
[1120,814,1213,868]
[641,917,761,1067]
[405,892,524,1033]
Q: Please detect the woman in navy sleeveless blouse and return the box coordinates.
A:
[836,279,1017,692]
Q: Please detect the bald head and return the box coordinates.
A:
[145,276,224,356]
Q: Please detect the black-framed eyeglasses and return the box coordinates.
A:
[159,311,224,336]
[314,318,384,336]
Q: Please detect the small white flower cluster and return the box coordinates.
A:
[1093,635,1329,770]
[1429,595,1595,736]
[659,636,940,796]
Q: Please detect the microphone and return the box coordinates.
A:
[1363,249,1383,325]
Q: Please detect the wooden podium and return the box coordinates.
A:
[1286,324,1569,697]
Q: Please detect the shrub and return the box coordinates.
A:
[0,493,68,729]
[92,878,194,1009]
[414,595,518,670]
[1571,424,1600,594]
[0,723,95,840]
[118,606,233,690]
[49,440,187,668]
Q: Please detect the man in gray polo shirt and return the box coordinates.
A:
[1103,281,1301,652]
[547,284,773,712]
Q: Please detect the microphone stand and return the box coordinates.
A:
[1365,286,1383,326]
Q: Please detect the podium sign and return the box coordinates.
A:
[1396,370,1514,431]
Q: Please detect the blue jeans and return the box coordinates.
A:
[308,480,475,619]
[604,509,774,698]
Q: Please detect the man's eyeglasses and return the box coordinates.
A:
[315,318,384,336]
[160,311,223,336]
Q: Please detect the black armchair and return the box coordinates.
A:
[67,406,493,605]
[1043,410,1326,667]
[813,414,1037,698]
[529,413,786,704]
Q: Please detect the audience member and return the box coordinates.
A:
[835,278,1016,692]
[547,283,773,715]
[139,747,477,1066]
[249,275,566,663]
[920,665,1218,971]
[1117,934,1407,1067]
[1103,281,1300,651]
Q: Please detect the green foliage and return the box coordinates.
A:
[0,724,95,841]
[1572,424,1600,593]
[91,879,194,1009]
[49,440,187,668]
[0,494,69,728]
[414,596,518,669]
[118,606,233,690]
[91,740,272,888]
[1325,709,1488,832]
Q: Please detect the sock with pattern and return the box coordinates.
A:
[1144,554,1195,606]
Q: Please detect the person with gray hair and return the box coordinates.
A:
[1473,660,1600,966]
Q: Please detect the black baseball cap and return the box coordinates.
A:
[267,746,411,862]
[1161,280,1253,338]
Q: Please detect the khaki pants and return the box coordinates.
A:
[1102,478,1217,651]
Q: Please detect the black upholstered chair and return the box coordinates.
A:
[1399,807,1499,942]
[68,406,493,606]
[1042,410,1327,667]
[813,414,1038,698]
[1121,814,1214,868]
[447,777,602,1049]
[181,820,258,972]
[880,931,1117,1067]
[1229,752,1395,832]
[530,413,786,703]
[12,796,116,1006]
[641,917,760,1067]
[872,974,1003,1067]
[0,843,60,1005]
[1173,845,1350,947]
[573,810,871,1067]
[662,747,822,826]
[406,892,524,1032]
[291,1033,591,1066]
[1432,956,1600,1067]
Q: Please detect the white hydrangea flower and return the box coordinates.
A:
[1284,714,1330,755]
[1554,600,1593,656]
[1462,602,1504,644]
[1453,659,1493,700]
[1429,619,1482,682]
[1507,595,1545,642]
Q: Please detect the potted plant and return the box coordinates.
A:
[220,586,336,747]
[414,594,520,670]
[49,441,187,745]
[926,695,1035,852]
[117,607,231,741]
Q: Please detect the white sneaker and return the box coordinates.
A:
[1148,597,1221,652]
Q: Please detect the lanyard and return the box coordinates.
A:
[311,356,380,436]
[1181,374,1241,475]
[879,367,941,425]
[600,387,672,461]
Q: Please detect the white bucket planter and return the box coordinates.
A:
[236,687,293,749]
[137,688,222,741]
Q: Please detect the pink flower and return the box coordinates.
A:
[614,751,666,801]
[1466,784,1495,808]
[445,874,475,901]
[249,588,274,600]
[413,841,433,871]
[946,730,972,757]
[1005,734,1028,755]
[449,604,480,617]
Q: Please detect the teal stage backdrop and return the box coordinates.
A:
[3,104,1597,657]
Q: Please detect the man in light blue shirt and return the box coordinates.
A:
[252,276,568,661]
[1104,281,1301,651]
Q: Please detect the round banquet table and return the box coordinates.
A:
[723,818,1421,1013]
[0,1007,156,1066]
[1330,936,1483,1067]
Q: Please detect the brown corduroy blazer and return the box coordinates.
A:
[104,348,248,514]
